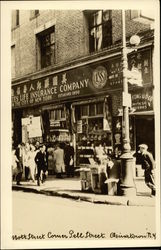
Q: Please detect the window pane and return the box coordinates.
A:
[16,10,19,26]
[103,10,111,22]
[130,10,140,19]
[50,32,55,44]
[35,10,39,15]
[61,109,65,119]
[96,103,103,115]
[50,44,55,64]
[96,25,102,50]
[89,104,95,116]
[94,11,102,25]
[102,21,112,48]
[45,34,50,46]
[50,111,55,120]
[81,105,88,116]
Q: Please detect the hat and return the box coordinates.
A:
[139,144,148,150]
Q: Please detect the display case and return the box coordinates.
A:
[74,98,113,166]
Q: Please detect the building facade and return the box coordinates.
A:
[11,10,155,169]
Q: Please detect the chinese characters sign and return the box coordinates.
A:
[12,48,152,108]
[131,88,153,112]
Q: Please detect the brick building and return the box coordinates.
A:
[11,10,155,169]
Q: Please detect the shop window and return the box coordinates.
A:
[96,102,103,115]
[88,10,112,52]
[82,103,104,117]
[81,105,89,117]
[89,104,95,116]
[11,10,20,29]
[37,27,55,68]
[50,109,65,121]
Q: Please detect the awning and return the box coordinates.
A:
[129,110,154,116]
[72,96,109,106]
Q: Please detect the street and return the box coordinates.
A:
[12,191,156,240]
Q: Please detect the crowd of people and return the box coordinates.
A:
[12,140,156,196]
[12,141,75,186]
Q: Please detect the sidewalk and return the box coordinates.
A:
[12,175,155,207]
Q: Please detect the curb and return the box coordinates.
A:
[12,185,155,207]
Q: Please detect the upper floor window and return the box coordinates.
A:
[130,10,155,20]
[88,10,112,52]
[11,45,15,78]
[38,27,55,68]
[11,10,19,29]
[30,10,39,19]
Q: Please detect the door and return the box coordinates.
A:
[135,116,155,158]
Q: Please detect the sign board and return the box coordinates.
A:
[77,120,83,134]
[131,88,153,112]
[12,48,152,108]
[122,92,132,107]
[28,116,42,138]
[103,118,111,131]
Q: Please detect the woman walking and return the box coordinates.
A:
[53,143,65,178]
[28,144,36,183]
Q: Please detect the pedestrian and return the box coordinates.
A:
[53,142,65,178]
[35,144,47,186]
[24,142,30,181]
[35,141,40,152]
[12,148,19,181]
[134,144,156,196]
[64,141,74,177]
[15,144,23,185]
[94,142,107,165]
[28,144,36,183]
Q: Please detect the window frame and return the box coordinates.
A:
[11,10,20,30]
[37,27,56,69]
[30,10,40,20]
[88,10,112,53]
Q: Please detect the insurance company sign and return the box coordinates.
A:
[12,48,152,108]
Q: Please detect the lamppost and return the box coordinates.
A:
[119,10,141,196]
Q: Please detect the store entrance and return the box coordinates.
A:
[135,116,155,158]
[12,109,23,148]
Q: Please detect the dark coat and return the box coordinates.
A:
[64,145,74,165]
[138,151,155,171]
[35,151,47,171]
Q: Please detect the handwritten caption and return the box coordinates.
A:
[12,230,156,240]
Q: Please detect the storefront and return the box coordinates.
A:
[12,45,155,166]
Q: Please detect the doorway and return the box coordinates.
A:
[135,116,155,158]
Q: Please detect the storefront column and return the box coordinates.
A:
[71,104,77,168]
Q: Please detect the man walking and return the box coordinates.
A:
[64,142,74,177]
[135,144,156,196]
[35,144,47,186]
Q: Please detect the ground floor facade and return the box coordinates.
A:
[12,45,155,171]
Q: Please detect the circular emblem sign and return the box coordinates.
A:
[92,66,107,89]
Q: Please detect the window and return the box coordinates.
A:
[11,10,19,29]
[30,10,39,19]
[50,109,65,121]
[88,10,112,52]
[130,10,140,19]
[80,102,104,118]
[38,27,55,68]
[130,10,154,20]
[11,45,15,78]
[35,10,39,15]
